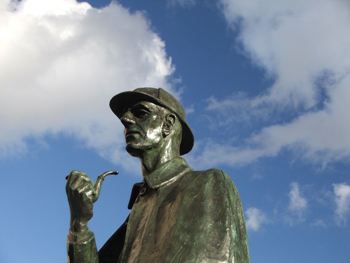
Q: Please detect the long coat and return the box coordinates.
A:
[68,157,249,263]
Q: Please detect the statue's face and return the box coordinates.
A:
[120,101,166,156]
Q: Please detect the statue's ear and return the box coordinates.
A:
[162,113,176,137]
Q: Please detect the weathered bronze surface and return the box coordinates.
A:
[66,87,249,262]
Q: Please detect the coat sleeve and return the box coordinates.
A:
[220,170,250,262]
[68,182,141,263]
[67,230,99,263]
[66,217,128,263]
[167,169,250,263]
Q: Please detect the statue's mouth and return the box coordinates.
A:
[125,129,143,140]
[126,130,140,135]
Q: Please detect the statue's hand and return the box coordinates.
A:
[66,171,95,232]
[66,170,118,232]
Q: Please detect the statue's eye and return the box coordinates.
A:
[132,108,149,118]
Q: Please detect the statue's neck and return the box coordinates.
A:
[141,140,179,177]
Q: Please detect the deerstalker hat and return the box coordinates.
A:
[109,87,194,155]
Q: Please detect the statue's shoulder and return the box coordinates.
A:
[189,167,231,182]
[186,168,236,192]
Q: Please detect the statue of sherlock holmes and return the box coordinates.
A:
[66,87,249,263]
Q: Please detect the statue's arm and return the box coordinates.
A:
[67,229,98,263]
[66,171,99,263]
[66,218,128,263]
[199,169,249,262]
[172,169,249,263]
[66,170,117,263]
[221,170,250,262]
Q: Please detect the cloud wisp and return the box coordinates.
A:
[245,207,268,231]
[0,0,174,170]
[286,182,308,224]
[334,183,350,225]
[197,0,350,167]
[288,182,308,213]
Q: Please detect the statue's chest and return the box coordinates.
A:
[121,184,185,262]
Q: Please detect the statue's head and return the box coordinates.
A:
[110,88,194,157]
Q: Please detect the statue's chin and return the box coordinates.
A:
[125,144,145,157]
[126,142,157,157]
[125,145,139,156]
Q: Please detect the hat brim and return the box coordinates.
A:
[110,91,194,155]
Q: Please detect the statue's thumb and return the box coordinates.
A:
[92,170,118,202]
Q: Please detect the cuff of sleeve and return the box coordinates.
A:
[67,229,95,244]
[67,230,98,263]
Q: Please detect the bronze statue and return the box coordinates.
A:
[66,87,249,262]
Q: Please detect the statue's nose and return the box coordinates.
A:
[120,111,135,127]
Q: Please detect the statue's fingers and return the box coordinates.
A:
[77,184,95,203]
[66,172,80,193]
[66,170,83,185]
[70,175,89,191]
[67,171,91,189]
[77,182,93,194]
[67,170,84,179]
[66,171,74,184]
[85,189,95,202]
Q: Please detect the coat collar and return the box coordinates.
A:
[143,157,191,189]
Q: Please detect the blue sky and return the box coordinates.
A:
[1,0,350,262]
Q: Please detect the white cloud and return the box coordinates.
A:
[288,182,307,213]
[202,0,350,166]
[221,0,350,107]
[284,182,308,225]
[0,0,174,169]
[245,207,268,231]
[205,93,273,127]
[189,139,274,168]
[333,183,350,225]
[311,219,327,228]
